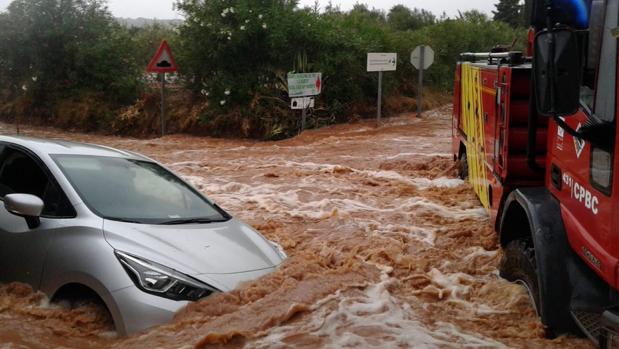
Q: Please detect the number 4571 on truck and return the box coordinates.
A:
[453,0,619,347]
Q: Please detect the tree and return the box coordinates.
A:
[522,0,533,27]
[492,0,523,28]
[387,5,436,31]
[349,4,386,24]
[0,0,141,105]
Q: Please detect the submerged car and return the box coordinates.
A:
[0,136,287,335]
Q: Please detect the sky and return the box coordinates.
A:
[0,0,496,19]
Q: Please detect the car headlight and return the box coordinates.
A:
[269,241,288,259]
[115,251,218,302]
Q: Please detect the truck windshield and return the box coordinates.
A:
[53,155,229,225]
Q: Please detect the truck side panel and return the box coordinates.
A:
[460,63,491,210]
[455,62,546,226]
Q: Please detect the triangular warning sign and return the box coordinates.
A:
[147,40,177,73]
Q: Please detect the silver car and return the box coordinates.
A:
[0,136,286,335]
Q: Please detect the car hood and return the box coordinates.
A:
[103,218,283,275]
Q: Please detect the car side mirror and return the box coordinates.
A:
[4,194,44,229]
[534,28,582,117]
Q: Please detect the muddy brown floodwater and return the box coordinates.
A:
[0,106,594,349]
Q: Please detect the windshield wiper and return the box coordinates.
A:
[112,218,145,224]
[159,218,229,225]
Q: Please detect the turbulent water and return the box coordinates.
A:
[0,107,593,349]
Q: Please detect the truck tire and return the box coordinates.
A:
[500,240,541,315]
[501,238,580,337]
[500,190,583,338]
[458,151,469,180]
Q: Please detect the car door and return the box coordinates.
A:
[0,145,76,288]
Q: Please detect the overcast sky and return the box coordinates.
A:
[0,0,496,19]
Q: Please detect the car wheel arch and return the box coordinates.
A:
[46,275,126,335]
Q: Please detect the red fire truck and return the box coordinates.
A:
[453,0,619,347]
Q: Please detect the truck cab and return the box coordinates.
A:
[452,0,619,346]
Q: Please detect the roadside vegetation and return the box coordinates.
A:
[0,0,527,139]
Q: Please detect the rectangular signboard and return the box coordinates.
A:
[367,53,397,72]
[291,97,315,110]
[288,73,322,97]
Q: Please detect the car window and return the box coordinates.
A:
[53,155,228,224]
[0,147,75,218]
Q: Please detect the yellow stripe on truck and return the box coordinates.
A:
[461,63,490,209]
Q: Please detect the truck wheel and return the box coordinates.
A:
[500,240,541,315]
[458,152,469,180]
[500,239,580,337]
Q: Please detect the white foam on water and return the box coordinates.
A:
[418,248,514,317]
[366,223,437,246]
[426,268,475,300]
[252,265,511,349]
[411,177,464,189]
[279,161,436,188]
[182,173,486,224]
[384,152,452,160]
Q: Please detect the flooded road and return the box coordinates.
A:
[0,107,593,348]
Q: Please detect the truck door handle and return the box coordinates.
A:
[551,164,562,190]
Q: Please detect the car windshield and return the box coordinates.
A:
[53,155,228,224]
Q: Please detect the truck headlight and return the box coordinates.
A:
[115,251,218,302]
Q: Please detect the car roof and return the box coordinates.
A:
[0,136,150,161]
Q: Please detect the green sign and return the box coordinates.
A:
[288,73,322,97]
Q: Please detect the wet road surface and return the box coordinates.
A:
[0,106,593,348]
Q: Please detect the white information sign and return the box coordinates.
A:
[367,53,397,72]
[288,73,322,98]
[291,97,314,110]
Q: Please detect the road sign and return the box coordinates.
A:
[367,53,397,125]
[147,40,177,73]
[411,45,434,70]
[410,45,434,117]
[291,97,314,110]
[288,73,322,98]
[147,40,177,137]
[367,53,397,72]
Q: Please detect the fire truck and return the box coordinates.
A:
[452,0,619,347]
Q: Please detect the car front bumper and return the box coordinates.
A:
[110,285,188,336]
[110,267,278,335]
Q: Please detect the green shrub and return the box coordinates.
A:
[0,0,527,138]
[174,1,524,138]
[0,0,142,108]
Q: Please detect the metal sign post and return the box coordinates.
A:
[411,45,435,117]
[377,71,383,124]
[147,40,178,138]
[417,46,425,117]
[367,53,397,125]
[301,108,307,131]
[161,73,166,137]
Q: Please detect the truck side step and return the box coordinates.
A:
[571,310,601,345]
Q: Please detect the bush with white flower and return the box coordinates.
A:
[175,0,321,115]
[173,1,521,139]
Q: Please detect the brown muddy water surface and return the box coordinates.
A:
[0,107,593,348]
